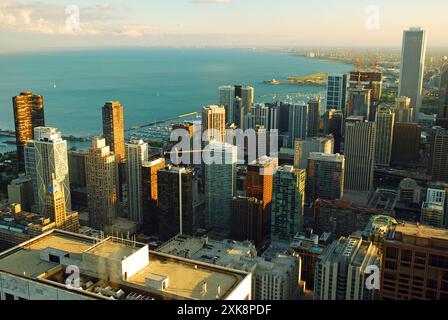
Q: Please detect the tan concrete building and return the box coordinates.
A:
[85,138,120,233]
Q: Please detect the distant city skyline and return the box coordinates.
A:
[1,0,448,51]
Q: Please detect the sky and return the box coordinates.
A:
[1,0,448,51]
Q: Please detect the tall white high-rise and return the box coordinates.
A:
[398,27,427,121]
[24,127,71,214]
[126,139,148,224]
[203,141,238,230]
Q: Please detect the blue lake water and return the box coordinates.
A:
[0,47,352,136]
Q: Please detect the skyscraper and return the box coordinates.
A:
[347,86,371,119]
[85,138,120,232]
[219,85,254,125]
[236,85,255,115]
[288,103,308,147]
[102,101,125,163]
[44,174,79,233]
[306,152,345,203]
[393,96,414,123]
[349,71,383,120]
[375,108,395,166]
[141,157,165,236]
[126,139,148,224]
[219,85,235,124]
[323,109,343,153]
[231,196,265,250]
[201,105,226,143]
[157,166,195,241]
[12,91,45,170]
[307,99,321,137]
[391,123,421,166]
[326,74,349,111]
[381,223,448,300]
[294,136,334,169]
[24,127,71,214]
[314,236,380,300]
[430,127,448,183]
[437,63,448,129]
[398,27,427,120]
[204,141,237,231]
[271,165,305,242]
[246,156,278,250]
[344,119,376,192]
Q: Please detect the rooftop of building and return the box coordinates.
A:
[0,230,249,300]
[157,234,295,276]
[367,188,398,211]
[422,202,444,210]
[389,222,448,242]
[308,152,345,162]
[321,236,376,268]
[0,204,52,234]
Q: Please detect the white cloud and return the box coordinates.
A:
[0,1,157,37]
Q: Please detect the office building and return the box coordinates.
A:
[24,127,71,214]
[68,151,87,189]
[219,85,236,124]
[393,96,414,123]
[204,141,237,231]
[430,127,448,182]
[323,109,343,153]
[7,176,34,212]
[421,202,445,228]
[314,236,380,300]
[44,174,79,233]
[290,230,327,291]
[381,223,448,300]
[306,152,345,202]
[437,63,448,129]
[375,108,395,166]
[391,123,421,166]
[202,105,226,143]
[313,199,387,239]
[398,27,427,120]
[344,120,376,192]
[141,157,165,236]
[157,166,195,241]
[231,196,266,250]
[85,138,120,232]
[288,103,308,147]
[347,86,371,119]
[326,74,349,111]
[398,178,422,204]
[102,101,125,163]
[126,140,148,224]
[294,136,334,169]
[271,165,305,242]
[307,99,321,137]
[349,71,383,119]
[0,230,251,300]
[12,91,45,170]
